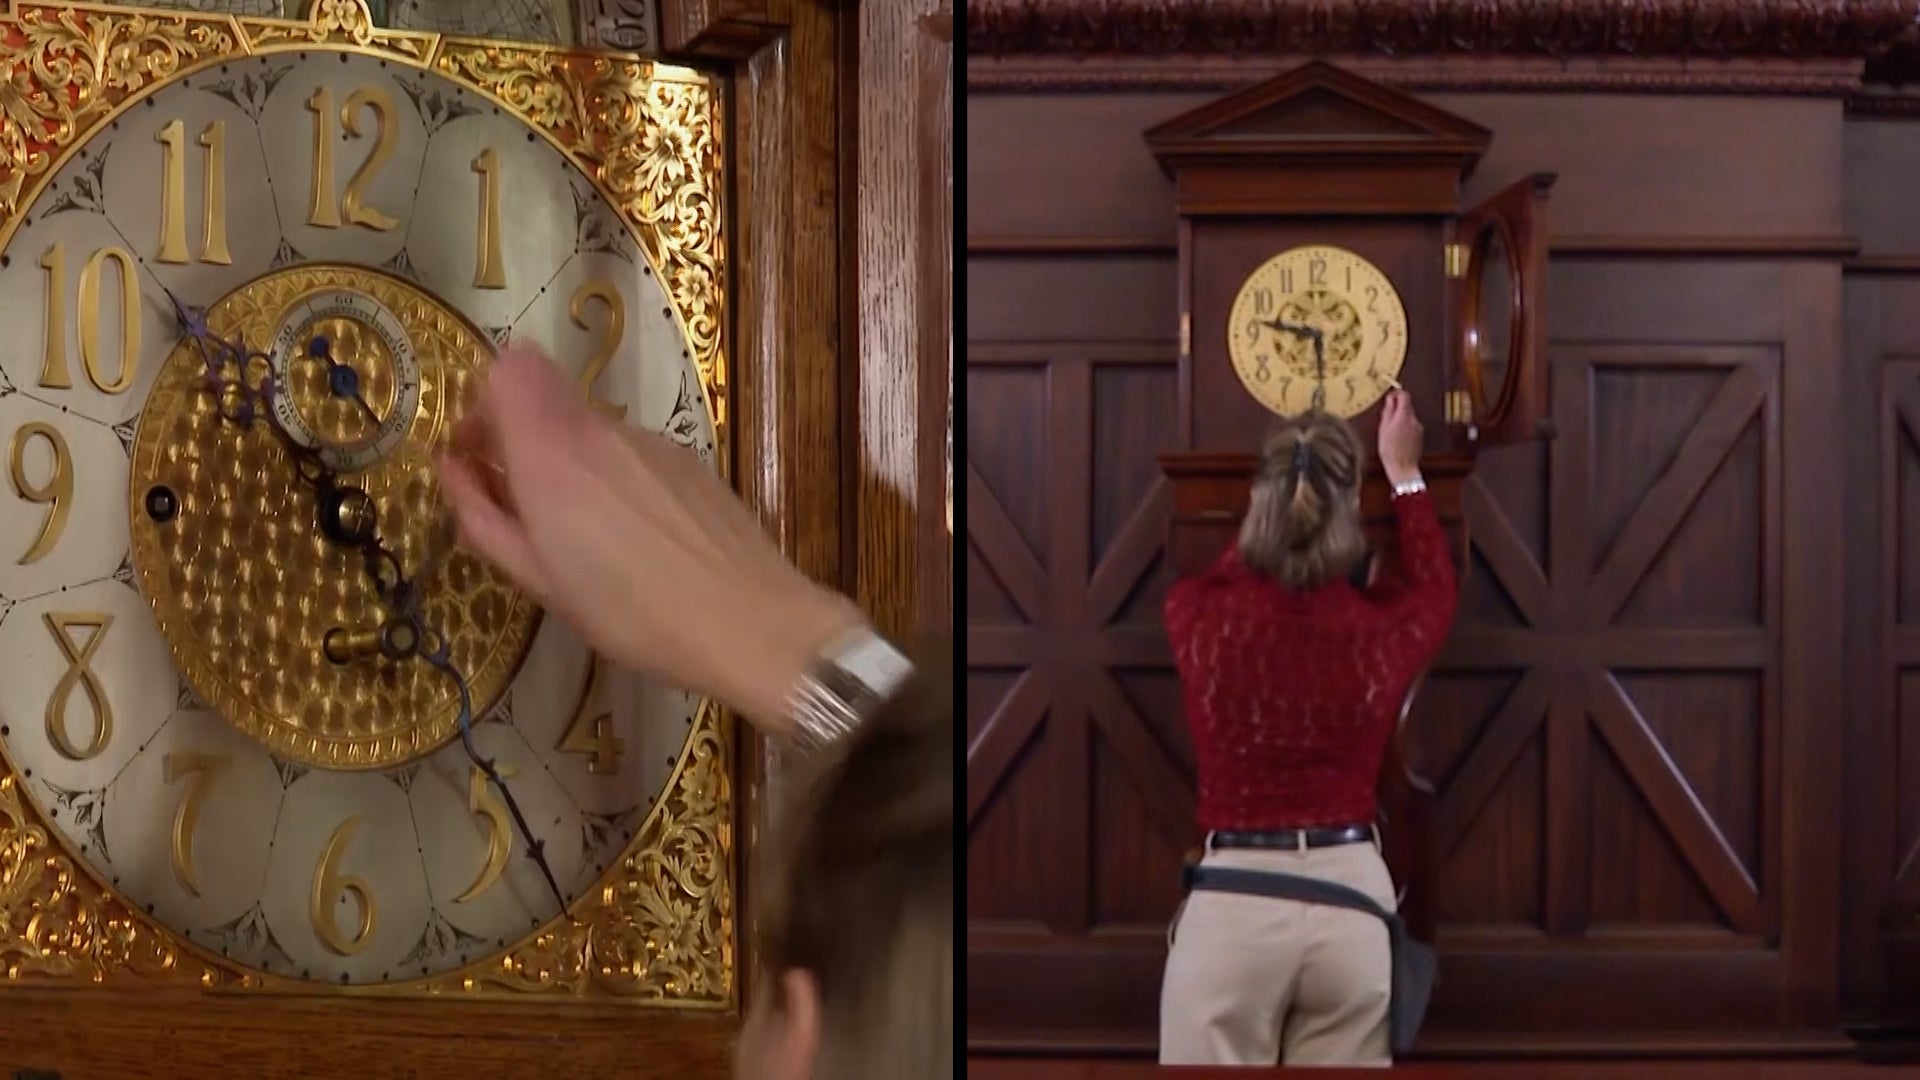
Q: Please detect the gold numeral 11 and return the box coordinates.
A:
[157,119,231,265]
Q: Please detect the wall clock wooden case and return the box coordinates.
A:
[1149,63,1553,935]
[0,0,735,1031]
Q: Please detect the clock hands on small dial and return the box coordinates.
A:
[158,286,570,914]
[1259,316,1328,412]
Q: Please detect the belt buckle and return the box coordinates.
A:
[1292,829,1308,852]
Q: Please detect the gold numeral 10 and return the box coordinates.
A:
[471,147,506,290]
[307,85,400,232]
[311,815,376,956]
[45,612,113,761]
[39,244,140,394]
[157,119,231,265]
[569,281,628,421]
[9,422,72,565]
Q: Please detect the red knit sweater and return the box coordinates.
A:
[1163,491,1458,831]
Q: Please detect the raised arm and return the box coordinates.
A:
[1370,392,1459,664]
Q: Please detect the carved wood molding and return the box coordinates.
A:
[966,0,1919,61]
[658,0,779,59]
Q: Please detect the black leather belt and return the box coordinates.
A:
[1211,824,1375,851]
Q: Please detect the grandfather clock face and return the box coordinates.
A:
[1224,244,1410,420]
[0,50,715,984]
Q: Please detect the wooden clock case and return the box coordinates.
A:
[1148,62,1553,939]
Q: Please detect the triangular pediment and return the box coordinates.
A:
[1146,61,1491,170]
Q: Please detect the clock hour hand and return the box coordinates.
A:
[1258,316,1320,343]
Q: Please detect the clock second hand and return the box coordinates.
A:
[165,293,573,917]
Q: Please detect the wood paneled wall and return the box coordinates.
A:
[966,43,1920,1056]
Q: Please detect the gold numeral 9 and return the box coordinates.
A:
[311,815,376,956]
[157,119,231,266]
[44,612,113,761]
[9,422,72,565]
[569,281,627,421]
[165,752,230,898]
[454,763,518,904]
[471,147,506,290]
[39,243,141,394]
[307,85,400,232]
[558,653,624,774]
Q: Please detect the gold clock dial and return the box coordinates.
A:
[1225,245,1410,419]
[0,47,717,987]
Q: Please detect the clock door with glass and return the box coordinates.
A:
[0,0,731,1001]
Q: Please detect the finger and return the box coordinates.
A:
[438,453,551,599]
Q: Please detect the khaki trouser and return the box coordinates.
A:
[1158,838,1396,1068]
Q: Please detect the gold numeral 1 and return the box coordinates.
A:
[165,752,230,897]
[471,147,506,290]
[157,119,231,266]
[38,243,141,394]
[558,653,624,775]
[308,85,400,232]
[569,280,628,421]
[453,763,518,904]
[311,815,375,956]
[9,422,72,565]
[45,612,113,761]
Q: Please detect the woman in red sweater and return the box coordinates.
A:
[1158,390,1456,1067]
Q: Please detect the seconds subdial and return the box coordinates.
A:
[267,290,423,474]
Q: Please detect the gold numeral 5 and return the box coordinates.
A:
[44,612,113,761]
[39,243,140,394]
[165,752,230,897]
[558,653,624,775]
[311,815,376,956]
[9,422,72,565]
[454,763,518,904]
[307,85,400,232]
[569,280,627,421]
[157,119,231,266]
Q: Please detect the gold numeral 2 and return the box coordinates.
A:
[157,119,231,266]
[45,612,113,761]
[454,763,518,904]
[165,752,230,898]
[9,422,72,565]
[307,85,400,232]
[558,653,624,775]
[39,243,141,394]
[569,281,627,421]
[311,815,376,956]
[471,147,506,290]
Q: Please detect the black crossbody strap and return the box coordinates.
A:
[1187,865,1403,931]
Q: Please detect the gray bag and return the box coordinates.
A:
[1183,863,1436,1056]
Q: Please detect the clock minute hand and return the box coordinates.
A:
[1259,317,1320,343]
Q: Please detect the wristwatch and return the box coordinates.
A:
[788,625,914,749]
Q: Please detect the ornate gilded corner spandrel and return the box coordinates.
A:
[237,0,436,60]
[434,42,730,459]
[0,3,241,222]
[0,775,242,986]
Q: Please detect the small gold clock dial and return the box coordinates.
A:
[1225,244,1410,419]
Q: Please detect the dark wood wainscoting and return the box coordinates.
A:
[964,56,1916,1055]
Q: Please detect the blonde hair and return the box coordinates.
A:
[1238,412,1367,589]
[755,645,953,1080]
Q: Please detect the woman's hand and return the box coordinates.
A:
[436,346,865,735]
[1377,389,1424,485]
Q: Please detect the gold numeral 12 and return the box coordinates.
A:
[157,119,231,265]
[39,243,140,394]
[306,85,400,232]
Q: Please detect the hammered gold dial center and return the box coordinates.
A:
[127,265,540,770]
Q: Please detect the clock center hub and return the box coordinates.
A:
[127,264,541,771]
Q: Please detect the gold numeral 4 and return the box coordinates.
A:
[559,653,624,775]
